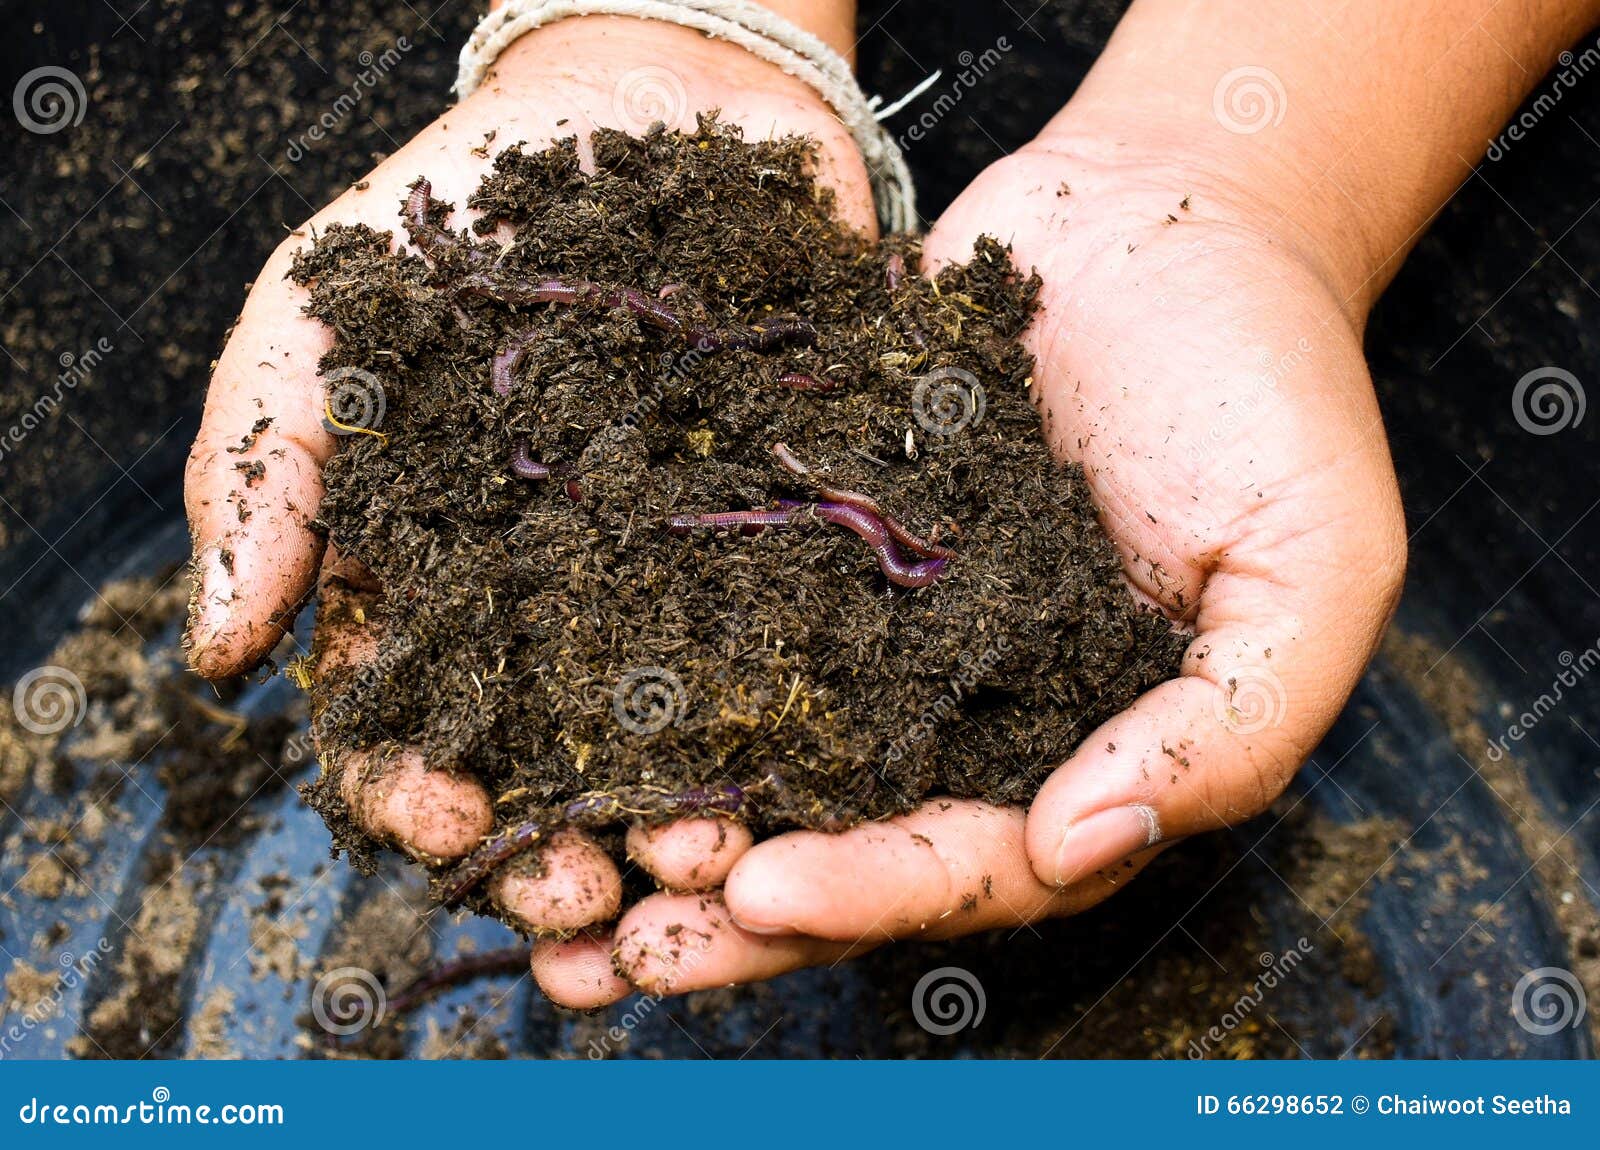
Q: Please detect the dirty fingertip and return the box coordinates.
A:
[626,818,755,890]
[343,748,493,860]
[531,934,631,1010]
[493,830,623,933]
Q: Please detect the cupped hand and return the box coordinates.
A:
[536,123,1406,1005]
[182,15,874,1002]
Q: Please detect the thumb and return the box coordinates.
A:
[1024,489,1406,887]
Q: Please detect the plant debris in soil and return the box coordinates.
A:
[289,117,1185,918]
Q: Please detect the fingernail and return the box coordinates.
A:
[727,911,797,936]
[1052,805,1161,886]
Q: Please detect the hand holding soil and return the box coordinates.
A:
[183,7,1408,1012]
[183,15,889,978]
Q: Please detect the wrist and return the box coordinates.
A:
[1047,0,1600,320]
[487,16,810,100]
[486,0,855,59]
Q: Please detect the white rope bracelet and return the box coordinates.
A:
[454,0,919,233]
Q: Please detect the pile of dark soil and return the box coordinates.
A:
[291,118,1184,912]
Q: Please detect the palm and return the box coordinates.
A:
[931,146,1389,631]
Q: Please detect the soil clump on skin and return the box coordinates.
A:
[287,118,1185,913]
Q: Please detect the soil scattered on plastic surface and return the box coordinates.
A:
[1383,628,1600,1051]
[0,572,302,1058]
[290,119,1184,914]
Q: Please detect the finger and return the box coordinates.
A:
[611,892,865,996]
[310,546,383,678]
[531,932,632,1010]
[317,557,494,862]
[338,746,494,861]
[723,800,1159,941]
[183,239,337,679]
[1026,503,1407,887]
[491,830,624,934]
[625,818,755,891]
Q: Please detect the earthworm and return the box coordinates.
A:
[806,501,950,588]
[436,784,753,905]
[463,275,601,308]
[403,180,497,272]
[562,783,747,822]
[437,819,547,905]
[617,286,684,333]
[687,317,817,354]
[672,495,950,588]
[668,508,799,534]
[386,947,529,1015]
[402,179,456,259]
[510,443,582,501]
[491,330,538,395]
[511,442,553,480]
[775,371,841,392]
[769,442,953,560]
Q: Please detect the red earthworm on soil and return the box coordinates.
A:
[402,178,454,259]
[770,442,953,559]
[801,500,950,588]
[668,509,798,534]
[510,441,553,479]
[886,252,905,293]
[455,266,816,354]
[491,330,537,396]
[669,494,951,588]
[774,371,840,392]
